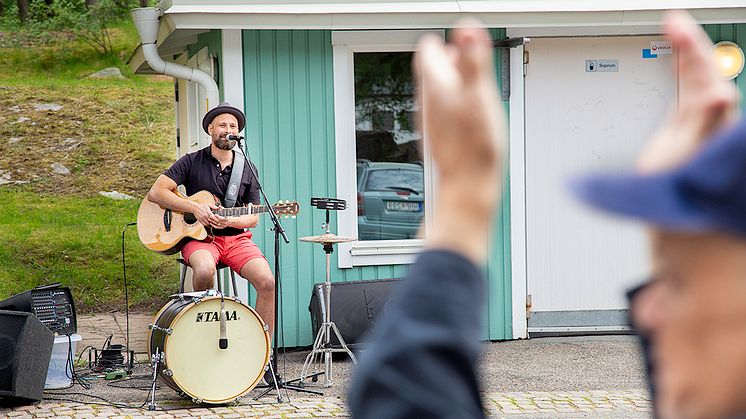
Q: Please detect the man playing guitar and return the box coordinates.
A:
[146,102,276,348]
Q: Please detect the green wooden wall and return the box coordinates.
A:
[237,29,513,347]
[240,30,409,347]
[486,28,514,341]
[703,24,746,106]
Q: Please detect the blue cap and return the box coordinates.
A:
[570,117,746,237]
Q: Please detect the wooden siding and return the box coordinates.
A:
[241,30,410,347]
[241,29,512,347]
[486,28,513,341]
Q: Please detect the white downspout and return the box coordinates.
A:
[130,7,219,111]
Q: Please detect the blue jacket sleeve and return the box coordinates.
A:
[348,250,486,419]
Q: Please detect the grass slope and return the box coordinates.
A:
[0,22,180,312]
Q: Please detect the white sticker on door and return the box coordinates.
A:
[586,59,619,72]
[651,41,672,55]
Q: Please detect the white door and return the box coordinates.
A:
[524,36,677,333]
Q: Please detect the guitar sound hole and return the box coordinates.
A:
[184,213,197,224]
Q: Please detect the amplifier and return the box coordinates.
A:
[0,284,77,336]
[309,278,397,348]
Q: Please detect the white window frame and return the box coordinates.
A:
[333,30,444,268]
[185,47,215,153]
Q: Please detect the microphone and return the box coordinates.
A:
[219,295,228,350]
[228,134,244,143]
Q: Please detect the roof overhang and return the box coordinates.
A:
[130,1,746,73]
[159,1,746,29]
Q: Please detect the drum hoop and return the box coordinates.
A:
[157,295,271,403]
[147,296,186,364]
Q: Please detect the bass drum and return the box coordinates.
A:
[149,293,270,404]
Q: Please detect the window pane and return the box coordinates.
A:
[354,52,424,241]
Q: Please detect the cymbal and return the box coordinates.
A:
[299,233,356,244]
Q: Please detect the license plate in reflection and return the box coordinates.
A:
[386,201,421,212]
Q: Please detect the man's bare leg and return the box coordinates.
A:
[188,250,218,291]
[240,258,276,340]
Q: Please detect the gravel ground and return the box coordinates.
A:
[42,335,646,410]
[479,335,646,392]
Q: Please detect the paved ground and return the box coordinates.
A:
[4,311,652,418]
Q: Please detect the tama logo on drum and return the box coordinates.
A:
[195,310,239,322]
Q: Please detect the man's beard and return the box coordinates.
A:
[214,135,236,150]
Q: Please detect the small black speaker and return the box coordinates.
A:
[309,278,397,347]
[0,310,54,406]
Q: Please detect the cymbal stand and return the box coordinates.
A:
[296,198,358,389]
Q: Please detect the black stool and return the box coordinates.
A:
[177,258,239,297]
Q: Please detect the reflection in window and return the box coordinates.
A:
[354,52,425,241]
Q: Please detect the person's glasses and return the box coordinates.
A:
[626,279,650,307]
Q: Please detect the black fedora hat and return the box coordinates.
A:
[202,102,245,133]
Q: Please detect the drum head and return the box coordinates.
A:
[163,297,269,403]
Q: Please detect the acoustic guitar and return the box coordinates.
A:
[137,190,299,255]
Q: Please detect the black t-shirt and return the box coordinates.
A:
[163,146,260,236]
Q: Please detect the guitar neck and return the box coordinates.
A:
[214,205,270,218]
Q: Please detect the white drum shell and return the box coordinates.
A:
[149,295,270,404]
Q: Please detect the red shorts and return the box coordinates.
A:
[181,230,266,273]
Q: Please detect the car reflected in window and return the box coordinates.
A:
[357,160,424,240]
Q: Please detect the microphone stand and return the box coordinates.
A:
[233,137,322,401]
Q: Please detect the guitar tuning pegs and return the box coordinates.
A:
[292,215,296,219]
[285,200,289,204]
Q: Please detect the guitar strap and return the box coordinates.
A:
[223,149,245,208]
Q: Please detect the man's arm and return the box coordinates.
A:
[222,213,259,229]
[348,250,487,418]
[348,21,504,419]
[147,174,225,228]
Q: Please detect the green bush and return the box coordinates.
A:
[41,0,133,56]
[2,0,140,56]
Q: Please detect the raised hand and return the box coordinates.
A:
[636,10,739,174]
[415,21,506,264]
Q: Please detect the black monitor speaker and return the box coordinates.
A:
[0,310,54,406]
[309,278,397,348]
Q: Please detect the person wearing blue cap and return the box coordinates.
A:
[146,102,277,353]
[350,9,744,419]
[571,11,745,419]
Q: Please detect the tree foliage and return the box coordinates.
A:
[2,0,146,56]
[354,52,416,132]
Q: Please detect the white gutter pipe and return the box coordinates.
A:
[130,7,219,111]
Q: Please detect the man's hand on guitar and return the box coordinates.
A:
[192,201,226,228]
[212,212,230,229]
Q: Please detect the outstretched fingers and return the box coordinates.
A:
[451,20,494,85]
[636,10,738,173]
